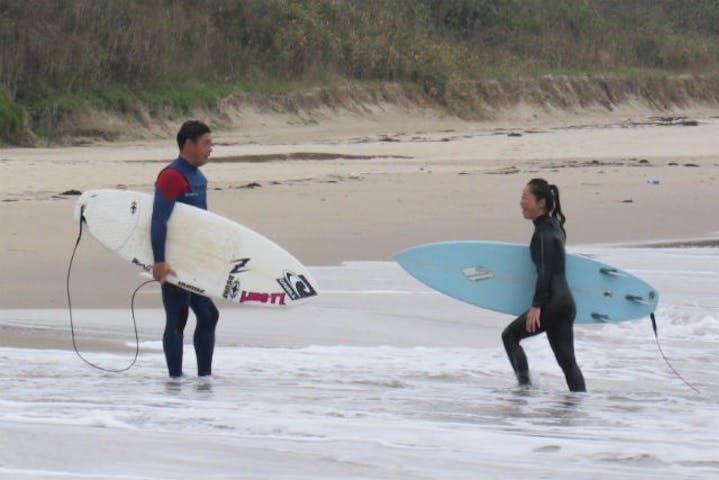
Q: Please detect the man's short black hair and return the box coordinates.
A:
[177,120,211,150]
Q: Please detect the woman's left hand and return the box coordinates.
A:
[526,306,541,333]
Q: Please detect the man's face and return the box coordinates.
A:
[185,133,213,166]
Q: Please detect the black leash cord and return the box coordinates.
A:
[67,206,151,373]
[651,313,700,394]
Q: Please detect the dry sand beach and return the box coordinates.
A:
[1,106,718,310]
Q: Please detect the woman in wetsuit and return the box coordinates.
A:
[501,179,586,392]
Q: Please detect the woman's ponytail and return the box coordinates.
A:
[549,184,566,238]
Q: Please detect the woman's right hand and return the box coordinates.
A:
[526,306,542,333]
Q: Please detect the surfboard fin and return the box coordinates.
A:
[625,294,651,305]
[599,267,628,277]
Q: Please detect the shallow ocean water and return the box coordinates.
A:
[1,246,717,479]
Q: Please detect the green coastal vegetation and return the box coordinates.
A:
[2,0,719,143]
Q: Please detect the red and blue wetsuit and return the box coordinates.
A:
[151,157,218,378]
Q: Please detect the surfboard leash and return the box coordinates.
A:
[650,313,700,394]
[66,205,146,373]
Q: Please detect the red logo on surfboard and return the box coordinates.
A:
[239,291,286,305]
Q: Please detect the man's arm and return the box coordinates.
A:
[151,168,188,282]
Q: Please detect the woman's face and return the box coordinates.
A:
[520,185,546,220]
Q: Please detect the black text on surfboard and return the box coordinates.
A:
[132,257,152,273]
[223,258,252,300]
[223,276,241,300]
[229,258,251,274]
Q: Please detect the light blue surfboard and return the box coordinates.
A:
[395,241,658,324]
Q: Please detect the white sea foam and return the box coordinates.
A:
[1,246,717,479]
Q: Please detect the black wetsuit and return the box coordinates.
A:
[501,214,586,392]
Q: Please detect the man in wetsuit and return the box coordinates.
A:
[151,120,219,378]
[501,179,586,392]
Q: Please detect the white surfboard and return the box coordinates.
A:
[74,189,319,307]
